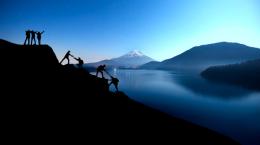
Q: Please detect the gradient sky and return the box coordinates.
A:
[1,0,260,62]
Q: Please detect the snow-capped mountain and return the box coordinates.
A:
[85,50,155,68]
[120,50,144,58]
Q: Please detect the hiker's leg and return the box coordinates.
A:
[24,38,27,45]
[28,38,30,45]
[115,85,118,92]
[60,58,65,64]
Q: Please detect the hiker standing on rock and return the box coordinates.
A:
[60,50,73,65]
[24,30,31,45]
[30,30,37,45]
[36,31,44,45]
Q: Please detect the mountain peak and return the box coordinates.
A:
[142,42,260,71]
[87,50,154,68]
[122,50,144,57]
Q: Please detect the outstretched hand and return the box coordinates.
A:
[70,54,76,59]
[104,70,112,77]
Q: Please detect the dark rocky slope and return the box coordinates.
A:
[0,39,240,144]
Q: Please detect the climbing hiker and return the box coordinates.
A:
[108,75,119,92]
[96,65,106,78]
[75,57,84,68]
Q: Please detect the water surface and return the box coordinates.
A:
[97,69,260,145]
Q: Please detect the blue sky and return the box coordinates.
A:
[1,0,260,62]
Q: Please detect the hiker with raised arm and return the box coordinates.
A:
[36,31,44,45]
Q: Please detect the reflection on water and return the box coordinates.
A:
[172,72,253,98]
[104,69,260,145]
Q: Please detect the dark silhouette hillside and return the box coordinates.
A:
[0,39,240,144]
[201,59,260,90]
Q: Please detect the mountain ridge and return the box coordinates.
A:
[140,42,260,70]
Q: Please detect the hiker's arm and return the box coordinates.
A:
[70,55,77,59]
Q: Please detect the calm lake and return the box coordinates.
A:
[95,69,260,145]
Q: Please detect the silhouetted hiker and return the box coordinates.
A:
[36,31,44,45]
[30,31,36,45]
[75,57,84,68]
[96,65,106,78]
[109,76,119,92]
[60,51,72,64]
[24,30,31,45]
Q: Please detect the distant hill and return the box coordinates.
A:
[139,61,161,69]
[201,59,260,90]
[140,42,260,71]
[86,50,154,68]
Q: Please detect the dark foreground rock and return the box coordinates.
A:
[0,39,240,144]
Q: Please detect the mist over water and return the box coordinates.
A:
[104,69,260,145]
